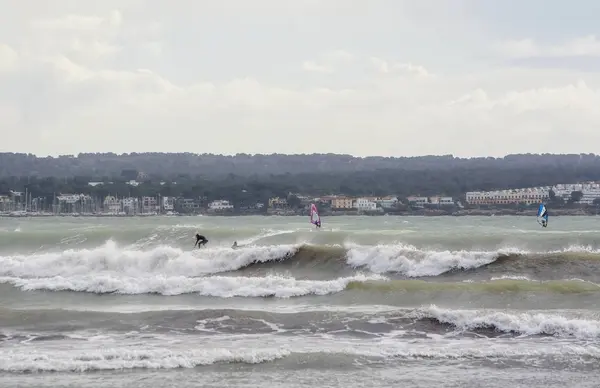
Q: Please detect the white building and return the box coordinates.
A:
[209,200,234,211]
[466,187,549,205]
[141,196,158,213]
[57,194,88,204]
[377,196,398,209]
[552,183,600,205]
[355,198,377,211]
[162,196,174,211]
[103,196,122,213]
[407,196,428,206]
[122,197,138,214]
[0,195,14,212]
[430,196,454,205]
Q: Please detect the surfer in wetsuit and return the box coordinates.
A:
[232,241,238,249]
[194,233,208,248]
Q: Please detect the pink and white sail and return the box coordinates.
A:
[309,203,321,226]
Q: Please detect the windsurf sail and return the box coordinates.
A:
[536,203,548,226]
[309,203,321,227]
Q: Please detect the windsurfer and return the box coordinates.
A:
[537,203,549,228]
[310,203,321,228]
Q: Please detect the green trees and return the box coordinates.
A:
[2,152,600,208]
[570,190,584,203]
[3,152,600,179]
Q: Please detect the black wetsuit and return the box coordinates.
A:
[195,234,208,248]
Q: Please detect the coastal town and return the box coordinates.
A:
[1,179,600,217]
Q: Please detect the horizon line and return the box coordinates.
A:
[1,151,598,159]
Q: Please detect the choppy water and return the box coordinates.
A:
[1,215,600,387]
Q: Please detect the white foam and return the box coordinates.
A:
[415,305,600,339]
[0,346,290,372]
[345,243,521,276]
[1,331,600,372]
[0,273,386,297]
[0,239,299,278]
[490,275,532,281]
[46,303,403,314]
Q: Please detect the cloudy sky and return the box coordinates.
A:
[1,0,600,157]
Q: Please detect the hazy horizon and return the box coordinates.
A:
[1,0,600,157]
[4,150,599,159]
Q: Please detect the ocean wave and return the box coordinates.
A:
[2,274,599,298]
[0,273,385,297]
[0,240,300,278]
[3,240,600,295]
[347,278,600,294]
[0,346,290,372]
[0,240,514,278]
[2,330,600,372]
[413,305,600,339]
[344,243,512,276]
[3,305,600,341]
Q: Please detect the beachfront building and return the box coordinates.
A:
[0,195,13,212]
[465,187,549,205]
[331,196,354,209]
[407,196,429,207]
[103,196,122,214]
[268,197,288,209]
[57,193,95,214]
[552,183,600,205]
[162,196,175,211]
[376,196,399,209]
[122,197,139,215]
[176,198,202,213]
[208,200,234,211]
[429,196,455,206]
[355,197,377,211]
[141,196,158,214]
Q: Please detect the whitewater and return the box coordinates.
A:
[1,215,600,388]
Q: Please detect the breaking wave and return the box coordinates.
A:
[412,305,600,339]
[3,305,600,372]
[2,240,600,297]
[0,239,516,277]
[0,273,385,297]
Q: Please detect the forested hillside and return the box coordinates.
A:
[1,152,599,180]
[2,152,600,205]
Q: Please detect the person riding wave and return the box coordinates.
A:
[194,233,208,248]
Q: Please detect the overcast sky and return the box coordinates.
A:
[1,0,600,157]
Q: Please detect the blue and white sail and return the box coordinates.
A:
[536,203,548,226]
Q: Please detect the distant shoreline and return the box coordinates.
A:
[0,208,596,218]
